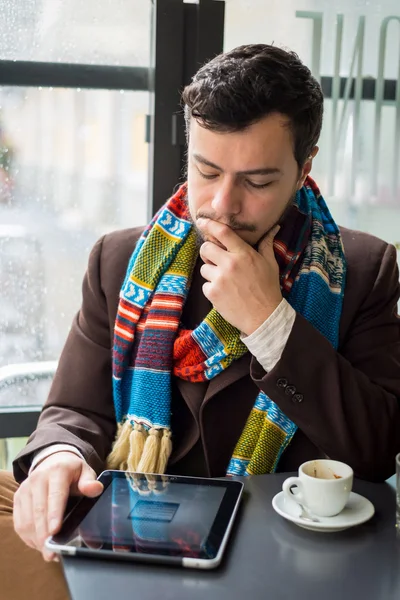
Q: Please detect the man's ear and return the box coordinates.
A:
[297,146,319,189]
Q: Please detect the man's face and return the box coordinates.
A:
[187,113,314,247]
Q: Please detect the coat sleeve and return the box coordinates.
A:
[251,242,400,482]
[13,235,118,482]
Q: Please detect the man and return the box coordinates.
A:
[1,44,399,599]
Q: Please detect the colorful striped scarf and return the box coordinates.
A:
[108,178,346,476]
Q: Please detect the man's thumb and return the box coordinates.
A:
[77,464,103,497]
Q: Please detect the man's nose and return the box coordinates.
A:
[211,179,241,215]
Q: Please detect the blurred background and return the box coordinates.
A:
[0,0,399,467]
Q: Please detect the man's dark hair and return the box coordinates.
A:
[182,44,324,168]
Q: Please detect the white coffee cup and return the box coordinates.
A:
[282,459,354,517]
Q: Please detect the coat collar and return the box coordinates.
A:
[204,351,252,403]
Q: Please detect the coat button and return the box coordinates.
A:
[277,378,288,388]
[285,385,296,396]
[293,393,304,403]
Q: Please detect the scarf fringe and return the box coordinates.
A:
[157,429,172,474]
[107,420,131,470]
[127,423,146,471]
[107,420,172,474]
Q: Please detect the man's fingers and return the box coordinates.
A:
[200,263,217,283]
[78,480,103,498]
[47,472,71,535]
[13,488,36,550]
[258,224,280,256]
[18,482,41,549]
[77,465,103,498]
[199,240,225,265]
[202,281,212,302]
[13,452,99,559]
[31,476,50,550]
[42,548,57,562]
[197,218,246,253]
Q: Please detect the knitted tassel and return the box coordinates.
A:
[107,419,132,469]
[157,429,172,474]
[137,428,161,473]
[126,423,146,471]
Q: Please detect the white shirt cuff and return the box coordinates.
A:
[241,298,296,372]
[29,444,85,475]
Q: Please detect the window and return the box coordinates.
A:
[224,0,400,257]
[0,0,225,469]
[0,0,153,468]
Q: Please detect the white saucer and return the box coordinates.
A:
[272,491,375,532]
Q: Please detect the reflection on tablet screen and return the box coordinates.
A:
[77,476,226,558]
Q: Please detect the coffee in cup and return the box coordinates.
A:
[282,459,353,517]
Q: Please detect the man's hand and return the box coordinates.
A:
[13,451,103,562]
[198,218,282,335]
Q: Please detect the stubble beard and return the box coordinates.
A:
[188,187,298,250]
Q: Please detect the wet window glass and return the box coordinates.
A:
[224,0,400,256]
[0,0,151,66]
[0,1,151,427]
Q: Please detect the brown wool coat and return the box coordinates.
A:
[13,226,400,482]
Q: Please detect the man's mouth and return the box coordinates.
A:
[196,217,250,232]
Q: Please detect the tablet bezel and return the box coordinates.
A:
[46,470,244,569]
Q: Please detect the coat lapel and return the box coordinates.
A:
[204,351,252,404]
[175,351,252,413]
[173,352,255,476]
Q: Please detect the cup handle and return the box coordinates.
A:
[282,476,304,506]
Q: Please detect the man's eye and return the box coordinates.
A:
[247,180,273,189]
[197,168,218,180]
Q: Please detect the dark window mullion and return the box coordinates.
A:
[321,76,397,101]
[147,0,185,218]
[0,59,149,90]
[148,0,226,217]
[0,407,41,439]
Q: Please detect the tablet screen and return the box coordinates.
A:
[51,471,243,561]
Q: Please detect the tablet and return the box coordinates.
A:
[46,470,244,569]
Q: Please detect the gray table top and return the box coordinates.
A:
[62,473,400,600]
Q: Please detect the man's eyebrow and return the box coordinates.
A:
[192,153,282,176]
